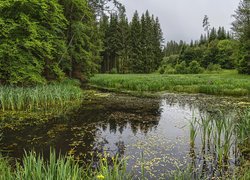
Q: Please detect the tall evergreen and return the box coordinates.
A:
[232,0,250,74]
[152,17,164,70]
[117,12,131,73]
[217,27,227,40]
[209,27,217,42]
[106,13,120,71]
[130,11,143,73]
[59,0,101,82]
[99,15,110,72]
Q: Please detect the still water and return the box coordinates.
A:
[0,92,248,178]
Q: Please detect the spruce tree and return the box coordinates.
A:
[117,12,131,73]
[152,17,164,71]
[130,11,143,73]
[58,0,101,81]
[232,0,250,74]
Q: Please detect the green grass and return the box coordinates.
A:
[89,70,250,96]
[0,79,83,112]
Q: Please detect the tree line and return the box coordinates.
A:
[161,26,236,74]
[161,0,250,75]
[0,0,249,85]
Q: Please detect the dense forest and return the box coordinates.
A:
[161,26,236,74]
[0,0,249,85]
[99,10,163,73]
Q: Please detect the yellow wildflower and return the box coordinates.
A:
[97,174,105,180]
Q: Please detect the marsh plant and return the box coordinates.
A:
[189,109,250,176]
[0,150,130,180]
[189,118,198,148]
[0,82,82,112]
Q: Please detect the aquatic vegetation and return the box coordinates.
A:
[236,110,250,153]
[188,109,250,175]
[189,118,198,148]
[0,150,131,180]
[90,71,250,96]
[0,81,83,112]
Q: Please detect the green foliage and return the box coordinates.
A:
[158,65,176,74]
[188,60,204,74]
[232,0,250,74]
[0,0,102,85]
[207,63,222,72]
[59,0,101,81]
[161,55,180,67]
[99,10,163,73]
[163,26,238,72]
[217,39,238,69]
[164,40,186,57]
[110,68,118,74]
[0,0,68,85]
[175,61,188,74]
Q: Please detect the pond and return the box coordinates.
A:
[0,92,249,179]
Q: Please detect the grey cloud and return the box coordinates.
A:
[119,0,240,42]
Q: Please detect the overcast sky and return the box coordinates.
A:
[119,0,240,43]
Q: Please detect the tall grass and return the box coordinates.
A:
[0,150,130,180]
[189,109,250,172]
[0,81,83,112]
[90,71,250,96]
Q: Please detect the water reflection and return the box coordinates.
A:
[0,93,248,178]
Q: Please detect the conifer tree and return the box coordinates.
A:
[232,0,250,74]
[209,27,217,42]
[130,11,143,73]
[99,15,110,72]
[152,17,164,71]
[117,12,131,73]
[58,0,101,82]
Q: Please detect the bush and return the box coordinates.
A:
[161,55,180,66]
[110,68,118,74]
[164,65,176,74]
[158,66,165,74]
[158,65,176,74]
[207,63,222,72]
[188,60,204,74]
[175,61,188,74]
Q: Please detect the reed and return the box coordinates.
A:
[0,81,83,112]
[0,150,130,180]
[235,110,250,154]
[189,118,198,148]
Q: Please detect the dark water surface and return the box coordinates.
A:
[0,92,249,178]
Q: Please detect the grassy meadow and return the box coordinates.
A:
[90,70,250,96]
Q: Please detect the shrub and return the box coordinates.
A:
[207,63,222,72]
[164,65,176,74]
[158,65,176,74]
[158,66,165,74]
[161,55,180,66]
[110,68,118,74]
[175,61,188,74]
[188,60,204,74]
